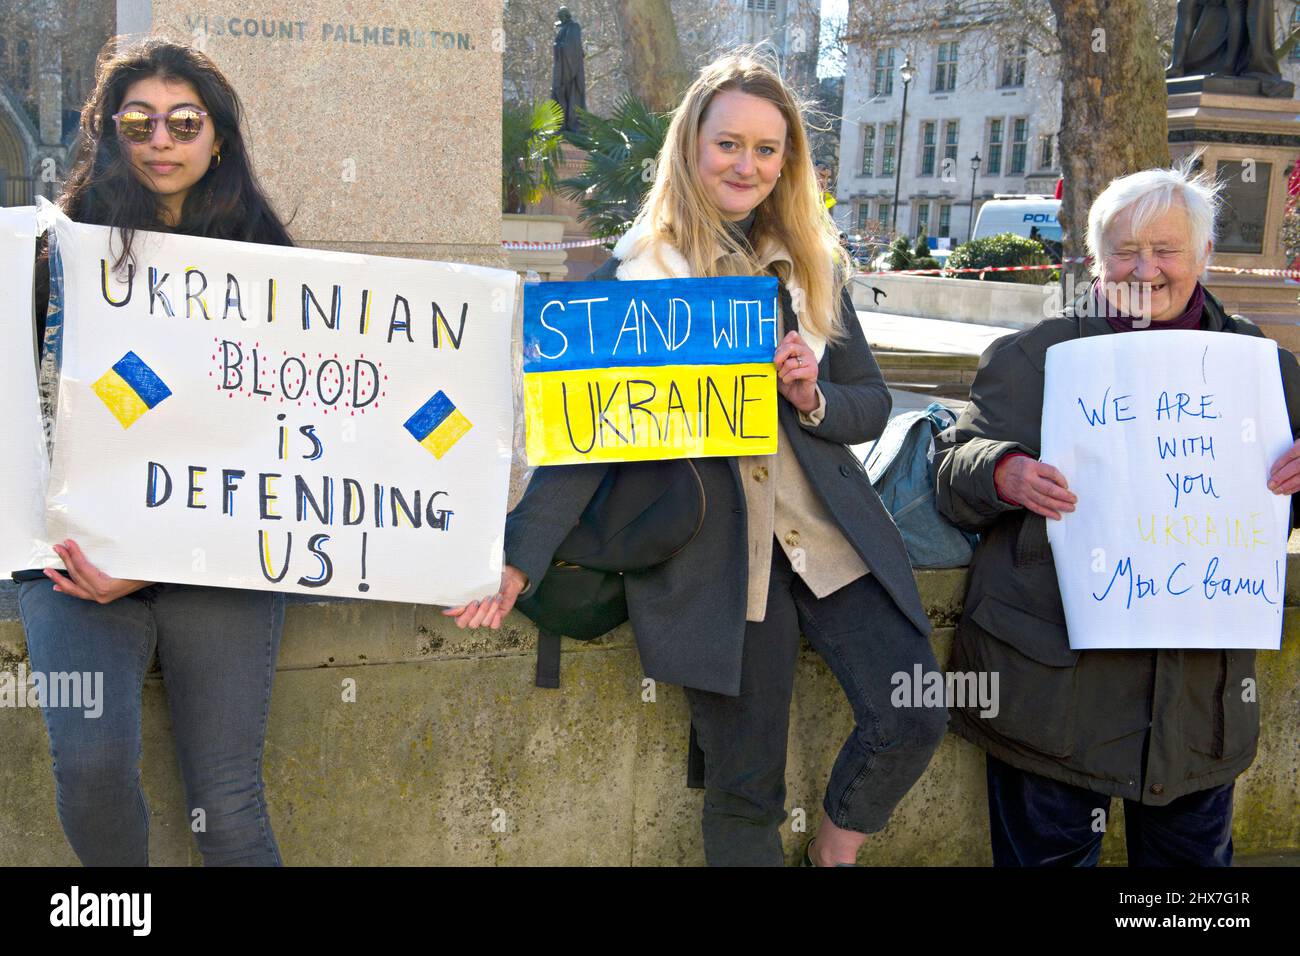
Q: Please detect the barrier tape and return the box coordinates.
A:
[502,236,614,250]
[1205,264,1300,280]
[856,259,1086,278]
[856,260,1300,280]
[506,239,1300,282]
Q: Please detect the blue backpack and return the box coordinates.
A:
[862,403,977,568]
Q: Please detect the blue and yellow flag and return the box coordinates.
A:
[91,351,172,428]
[404,389,473,459]
[522,276,779,466]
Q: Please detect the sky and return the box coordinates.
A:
[818,0,849,78]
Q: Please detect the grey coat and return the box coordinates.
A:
[505,261,929,695]
[934,286,1300,804]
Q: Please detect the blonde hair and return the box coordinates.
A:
[632,48,849,342]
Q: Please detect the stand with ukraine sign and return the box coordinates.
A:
[521,275,781,465]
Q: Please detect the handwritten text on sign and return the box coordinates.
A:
[521,276,779,465]
[41,211,516,605]
[1041,331,1292,650]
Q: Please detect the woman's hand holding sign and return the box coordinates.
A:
[443,564,529,630]
[774,330,819,414]
[994,454,1078,521]
[44,539,152,604]
[1267,438,1300,495]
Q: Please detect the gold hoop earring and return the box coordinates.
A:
[212,150,222,169]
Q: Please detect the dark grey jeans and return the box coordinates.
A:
[684,544,947,866]
[19,579,284,866]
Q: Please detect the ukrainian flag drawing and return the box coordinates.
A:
[404,390,472,459]
[91,351,172,429]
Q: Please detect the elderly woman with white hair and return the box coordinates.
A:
[934,163,1300,867]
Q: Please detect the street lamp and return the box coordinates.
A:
[891,55,915,236]
[967,153,982,243]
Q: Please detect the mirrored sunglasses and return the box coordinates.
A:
[111,107,209,144]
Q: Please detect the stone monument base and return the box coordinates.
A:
[1167,73,1296,99]
[527,143,610,281]
[1168,87,1300,336]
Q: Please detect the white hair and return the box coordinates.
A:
[1086,156,1222,277]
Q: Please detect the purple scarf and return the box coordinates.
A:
[1093,280,1205,332]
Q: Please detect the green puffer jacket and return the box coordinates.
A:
[934,285,1300,804]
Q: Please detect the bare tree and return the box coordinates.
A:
[1049,0,1170,268]
[611,0,691,113]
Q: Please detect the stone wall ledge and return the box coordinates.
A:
[1,562,1296,866]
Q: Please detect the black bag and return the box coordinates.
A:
[514,458,709,789]
[516,458,705,665]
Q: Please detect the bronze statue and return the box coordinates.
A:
[1167,0,1294,97]
[551,7,586,132]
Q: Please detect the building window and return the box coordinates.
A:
[856,202,872,232]
[1293,8,1300,60]
[746,0,777,11]
[920,121,937,176]
[943,120,960,172]
[1010,117,1028,174]
[934,42,958,92]
[999,39,1027,88]
[14,37,31,94]
[916,202,931,238]
[879,201,892,226]
[872,47,896,97]
[861,124,876,176]
[938,203,952,238]
[881,123,897,177]
[1038,132,1054,169]
[986,118,1004,175]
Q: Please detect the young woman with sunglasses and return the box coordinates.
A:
[449,51,947,866]
[17,37,293,866]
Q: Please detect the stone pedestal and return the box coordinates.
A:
[501,213,569,281]
[526,143,610,281]
[118,0,505,267]
[1168,88,1300,343]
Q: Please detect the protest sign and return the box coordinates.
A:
[0,206,49,574]
[39,209,517,606]
[521,276,779,465]
[1041,331,1292,650]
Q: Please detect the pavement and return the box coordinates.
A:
[858,309,1017,357]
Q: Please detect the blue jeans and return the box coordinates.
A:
[684,545,948,866]
[19,579,284,866]
[986,754,1235,867]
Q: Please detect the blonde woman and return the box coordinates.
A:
[450,51,945,866]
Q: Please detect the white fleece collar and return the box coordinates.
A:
[611,217,828,361]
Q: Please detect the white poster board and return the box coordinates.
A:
[0,206,49,574]
[42,211,517,606]
[1041,331,1292,650]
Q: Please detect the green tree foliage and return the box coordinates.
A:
[946,232,1053,284]
[501,99,565,214]
[887,235,940,272]
[557,94,670,239]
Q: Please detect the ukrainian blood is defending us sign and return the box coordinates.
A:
[32,208,517,606]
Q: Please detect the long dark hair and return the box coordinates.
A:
[59,37,293,266]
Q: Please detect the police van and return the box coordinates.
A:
[971,195,1062,257]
